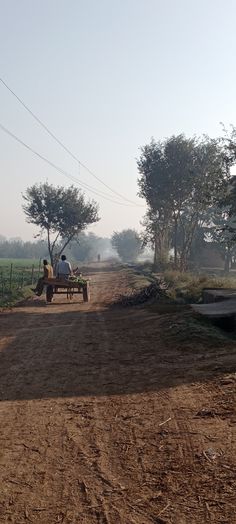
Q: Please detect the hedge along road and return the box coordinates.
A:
[0,263,236,524]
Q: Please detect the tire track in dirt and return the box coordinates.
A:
[61,308,111,524]
[1,264,236,523]
[62,307,123,524]
[83,309,172,524]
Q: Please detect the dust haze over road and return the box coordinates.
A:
[0,264,236,523]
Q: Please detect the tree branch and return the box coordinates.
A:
[51,232,60,252]
[58,233,76,257]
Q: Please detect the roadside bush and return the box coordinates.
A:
[164,270,236,303]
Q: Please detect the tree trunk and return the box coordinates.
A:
[174,216,178,268]
[179,215,199,272]
[49,251,54,267]
[179,251,187,272]
[224,246,231,274]
[153,233,159,271]
[46,228,54,267]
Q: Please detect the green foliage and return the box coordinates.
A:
[137,135,228,270]
[68,275,87,286]
[0,237,48,259]
[0,233,113,264]
[22,183,99,264]
[0,287,31,310]
[0,259,42,301]
[0,258,39,266]
[0,259,40,309]
[68,233,112,262]
[164,269,236,303]
[111,229,143,262]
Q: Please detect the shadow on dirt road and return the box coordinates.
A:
[0,303,235,402]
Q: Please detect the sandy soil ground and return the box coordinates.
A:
[0,264,236,524]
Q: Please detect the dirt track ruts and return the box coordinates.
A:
[0,264,236,523]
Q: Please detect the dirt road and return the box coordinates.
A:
[0,264,236,523]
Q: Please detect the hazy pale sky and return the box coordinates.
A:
[1,0,236,240]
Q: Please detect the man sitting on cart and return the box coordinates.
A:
[56,254,73,280]
[31,259,53,296]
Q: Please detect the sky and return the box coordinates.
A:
[1,0,236,241]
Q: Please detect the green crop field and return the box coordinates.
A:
[0,258,43,308]
[0,258,39,267]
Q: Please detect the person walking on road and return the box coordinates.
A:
[56,254,73,280]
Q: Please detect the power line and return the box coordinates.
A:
[0,76,143,207]
[0,122,142,207]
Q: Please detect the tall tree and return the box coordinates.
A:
[111,229,143,262]
[206,206,236,273]
[137,138,172,266]
[204,126,236,272]
[138,135,228,270]
[137,135,198,268]
[22,183,99,265]
[180,138,228,269]
[68,233,112,262]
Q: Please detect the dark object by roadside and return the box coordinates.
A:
[192,287,236,331]
[114,281,168,307]
[202,288,236,304]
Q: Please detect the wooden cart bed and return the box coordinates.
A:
[43,277,90,302]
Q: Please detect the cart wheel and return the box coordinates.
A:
[83,282,90,302]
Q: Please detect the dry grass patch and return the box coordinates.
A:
[164,270,236,303]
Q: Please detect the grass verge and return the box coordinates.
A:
[163,270,236,303]
[0,287,32,310]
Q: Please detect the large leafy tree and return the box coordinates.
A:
[138,135,227,270]
[22,183,99,265]
[137,138,173,266]
[111,229,143,262]
[137,135,198,267]
[204,126,236,272]
[206,206,236,272]
[68,233,112,262]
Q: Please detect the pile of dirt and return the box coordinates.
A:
[114,280,168,307]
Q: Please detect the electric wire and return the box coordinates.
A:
[0,76,144,207]
[0,122,140,207]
